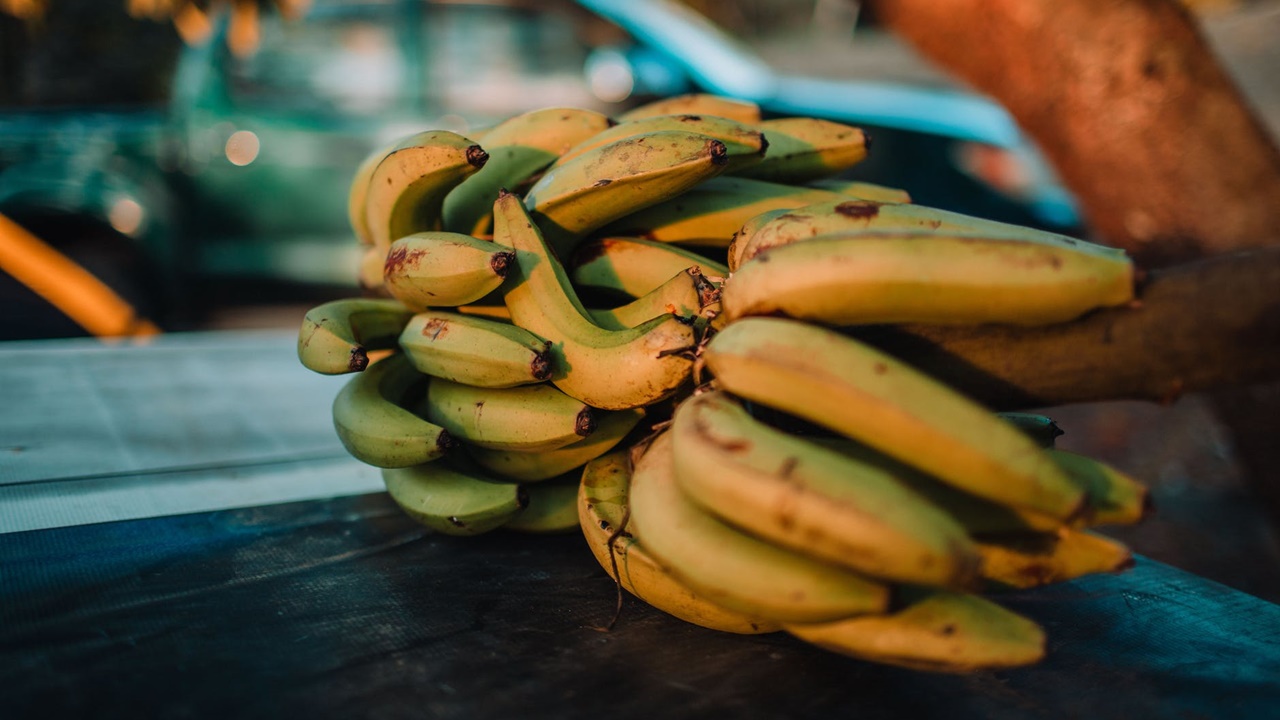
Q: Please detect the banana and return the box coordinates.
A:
[720,233,1136,327]
[358,244,393,292]
[454,302,513,321]
[670,391,981,588]
[1049,449,1152,526]
[467,407,646,482]
[807,178,913,204]
[578,450,781,634]
[616,93,762,124]
[703,318,1088,521]
[349,144,389,246]
[503,472,582,534]
[550,113,766,172]
[331,354,455,468]
[628,431,890,623]
[571,236,729,298]
[382,459,526,536]
[398,310,552,389]
[588,267,718,331]
[735,117,868,183]
[784,589,1046,672]
[298,297,415,375]
[421,376,596,453]
[492,191,698,411]
[999,412,1064,449]
[523,130,731,258]
[442,107,615,236]
[975,528,1135,590]
[598,176,845,248]
[364,130,488,253]
[381,231,515,309]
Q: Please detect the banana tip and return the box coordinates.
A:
[348,347,370,373]
[466,145,489,168]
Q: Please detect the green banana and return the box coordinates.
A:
[976,528,1135,590]
[670,390,981,588]
[628,431,890,623]
[550,113,766,172]
[492,191,698,411]
[331,354,455,468]
[578,450,782,634]
[720,232,1136,327]
[467,407,645,482]
[735,117,868,183]
[421,376,596,453]
[588,267,718,330]
[382,231,515,309]
[503,472,582,534]
[442,107,615,236]
[784,589,1046,672]
[1050,449,1152,526]
[616,93,762,124]
[999,412,1065,449]
[571,236,729,298]
[703,318,1088,521]
[807,178,913,204]
[382,459,526,536]
[298,297,415,375]
[398,310,552,389]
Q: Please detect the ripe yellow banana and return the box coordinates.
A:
[398,310,552,389]
[442,107,614,236]
[298,297,415,375]
[492,191,698,410]
[571,236,728,298]
[669,391,981,588]
[421,376,596,453]
[577,449,782,634]
[628,431,889,623]
[784,589,1046,672]
[331,354,455,468]
[349,144,390,247]
[504,472,582,534]
[466,407,645,482]
[735,117,868,183]
[975,528,1135,590]
[1049,449,1152,526]
[703,318,1087,521]
[807,178,913,204]
[382,231,515,309]
[550,113,766,172]
[588,267,718,330]
[382,459,526,536]
[720,233,1136,326]
[616,93,762,124]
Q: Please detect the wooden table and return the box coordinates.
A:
[3,331,1278,719]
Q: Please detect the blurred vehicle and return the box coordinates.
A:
[0,0,1078,338]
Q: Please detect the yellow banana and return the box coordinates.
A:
[550,113,766,172]
[807,178,913,204]
[616,93,762,124]
[720,233,1136,327]
[588,267,718,330]
[467,407,645,482]
[578,450,781,634]
[785,590,1046,672]
[703,318,1088,521]
[442,107,615,236]
[670,390,981,588]
[628,431,889,623]
[421,376,596,453]
[492,191,698,411]
[382,459,526,536]
[382,231,515,309]
[349,133,427,246]
[398,310,552,389]
[298,297,415,375]
[454,303,513,321]
[331,354,455,468]
[976,528,1135,590]
[736,117,868,183]
[503,472,582,534]
[1049,449,1152,526]
[571,236,728,298]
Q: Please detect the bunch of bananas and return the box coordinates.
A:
[297,94,1150,672]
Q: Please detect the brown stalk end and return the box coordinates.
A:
[490,250,516,278]
[530,343,554,381]
[348,347,370,373]
[466,145,489,168]
[575,407,598,437]
[708,139,729,166]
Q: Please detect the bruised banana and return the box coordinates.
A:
[422,376,595,453]
[784,589,1046,672]
[398,310,552,389]
[720,233,1136,327]
[578,450,781,634]
[493,191,697,410]
[298,297,415,375]
[807,178,912,204]
[550,113,767,172]
[331,354,454,468]
[616,93,762,124]
[467,407,645,482]
[382,231,514,309]
[704,318,1087,521]
[670,390,980,588]
[442,107,614,235]
[588,267,719,331]
[735,117,868,183]
[382,459,526,536]
[504,472,582,534]
[628,431,890,623]
[975,528,1135,590]
[571,236,729,298]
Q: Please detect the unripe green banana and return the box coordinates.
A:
[398,310,552,389]
[382,231,515,309]
[492,191,698,410]
[617,93,762,124]
[578,450,781,634]
[442,107,615,236]
[382,458,526,536]
[999,412,1065,449]
[721,232,1136,327]
[807,178,912,204]
[298,297,415,375]
[975,528,1135,590]
[331,354,455,468]
[503,472,582,534]
[735,117,868,183]
[1049,449,1152,526]
[550,113,766,173]
[571,236,729,298]
[704,318,1087,521]
[628,431,890,623]
[467,407,645,482]
[588,267,718,330]
[670,391,981,588]
[784,589,1046,672]
[421,376,595,453]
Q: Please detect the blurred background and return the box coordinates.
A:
[2,0,1278,599]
